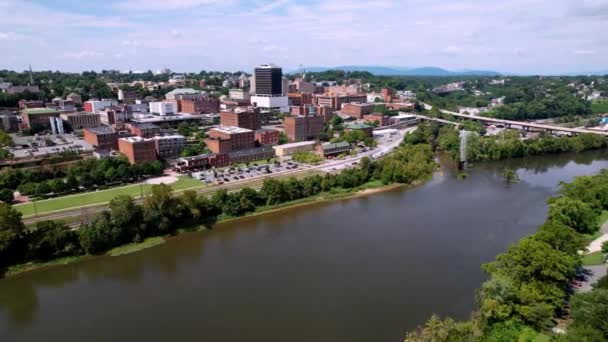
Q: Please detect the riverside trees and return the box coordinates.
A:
[0,141,437,273]
[405,171,608,341]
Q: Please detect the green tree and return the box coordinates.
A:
[570,289,608,339]
[0,188,14,203]
[27,221,80,260]
[0,203,26,267]
[109,195,141,234]
[548,197,598,234]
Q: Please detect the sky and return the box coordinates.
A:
[0,0,607,75]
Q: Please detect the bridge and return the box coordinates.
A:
[434,109,608,136]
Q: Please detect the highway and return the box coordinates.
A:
[22,127,415,227]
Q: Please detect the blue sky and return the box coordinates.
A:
[1,0,607,74]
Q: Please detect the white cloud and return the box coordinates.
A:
[170,29,183,38]
[116,0,225,11]
[0,32,18,41]
[61,51,104,60]
[573,49,597,55]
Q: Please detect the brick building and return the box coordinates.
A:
[84,127,119,151]
[288,93,313,106]
[255,129,280,145]
[20,108,60,129]
[314,94,367,110]
[219,110,260,130]
[363,114,389,127]
[341,102,373,119]
[61,112,101,129]
[175,153,230,171]
[284,115,324,142]
[118,136,158,164]
[128,123,161,138]
[18,100,45,109]
[205,126,255,153]
[179,98,220,114]
[381,88,394,102]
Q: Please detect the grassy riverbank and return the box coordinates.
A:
[15,176,204,216]
[3,179,408,278]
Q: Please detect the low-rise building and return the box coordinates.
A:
[127,123,161,138]
[341,102,373,119]
[118,89,138,104]
[315,141,350,157]
[228,89,250,101]
[255,129,280,145]
[228,146,275,164]
[61,112,101,129]
[175,153,229,171]
[344,123,373,137]
[315,94,367,110]
[84,99,118,113]
[18,100,45,109]
[99,106,131,127]
[165,88,204,101]
[179,98,219,114]
[118,136,157,164]
[363,114,389,127]
[84,126,118,151]
[273,140,316,157]
[20,108,60,129]
[66,92,83,105]
[288,93,313,106]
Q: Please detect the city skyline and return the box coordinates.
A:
[0,0,607,75]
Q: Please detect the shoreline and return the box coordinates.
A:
[2,181,414,279]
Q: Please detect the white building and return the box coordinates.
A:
[250,95,289,113]
[367,93,383,103]
[149,101,178,116]
[229,89,250,101]
[152,134,186,158]
[458,107,489,116]
[273,141,316,157]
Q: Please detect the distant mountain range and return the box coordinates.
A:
[288,66,503,76]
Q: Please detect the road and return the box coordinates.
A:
[23,128,414,227]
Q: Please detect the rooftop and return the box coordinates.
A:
[23,108,59,115]
[152,134,186,140]
[321,141,350,150]
[345,123,372,130]
[85,126,115,134]
[212,126,253,134]
[120,136,147,143]
[274,141,316,149]
[130,123,160,129]
[165,88,200,96]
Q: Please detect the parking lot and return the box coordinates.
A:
[192,160,307,185]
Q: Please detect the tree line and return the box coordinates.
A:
[404,169,608,340]
[0,141,436,274]
[0,156,163,202]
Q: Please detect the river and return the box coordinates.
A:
[2,151,608,341]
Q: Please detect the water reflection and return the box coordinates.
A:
[1,150,608,341]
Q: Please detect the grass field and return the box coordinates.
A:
[582,251,605,266]
[591,100,608,114]
[16,176,204,217]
